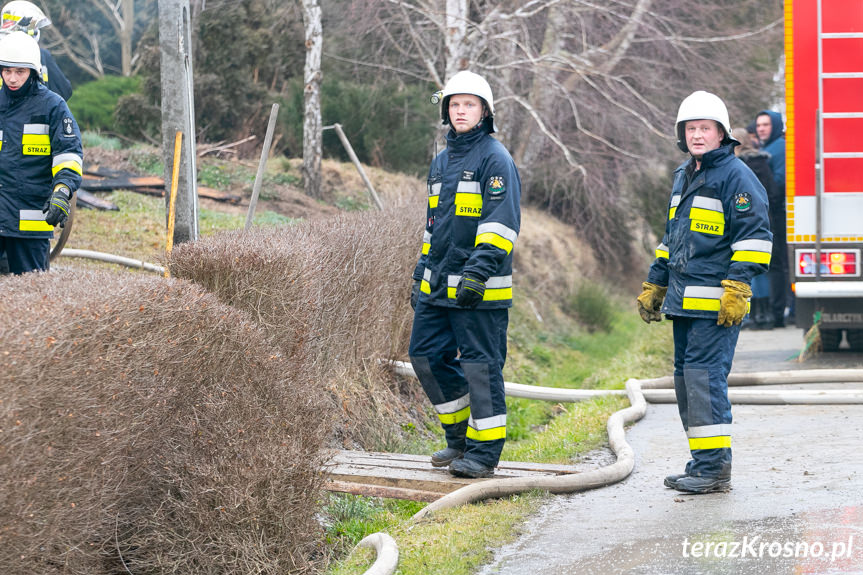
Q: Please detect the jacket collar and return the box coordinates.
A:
[446,124,488,153]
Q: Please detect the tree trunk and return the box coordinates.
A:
[302,0,323,199]
[445,0,467,78]
[121,0,134,76]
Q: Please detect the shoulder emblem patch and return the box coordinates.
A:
[488,176,506,195]
[734,191,752,212]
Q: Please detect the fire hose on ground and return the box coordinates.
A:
[354,363,863,575]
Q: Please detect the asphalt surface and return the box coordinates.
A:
[480,327,863,574]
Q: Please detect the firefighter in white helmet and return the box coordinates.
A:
[637,91,772,493]
[409,70,521,478]
[0,31,82,274]
[0,1,72,100]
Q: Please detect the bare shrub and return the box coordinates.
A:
[0,270,330,574]
[168,204,427,448]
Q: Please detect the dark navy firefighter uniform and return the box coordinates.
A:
[647,143,772,478]
[409,125,521,469]
[0,75,83,273]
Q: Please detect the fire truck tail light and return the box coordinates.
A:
[796,250,860,277]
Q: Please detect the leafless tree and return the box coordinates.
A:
[40,0,148,79]
[302,0,323,199]
[332,0,783,265]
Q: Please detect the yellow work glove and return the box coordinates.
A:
[717,279,752,327]
[636,282,667,323]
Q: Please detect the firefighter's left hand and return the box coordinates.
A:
[43,185,71,228]
[455,275,485,308]
[717,279,752,327]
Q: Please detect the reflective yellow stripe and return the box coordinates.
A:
[20,220,53,232]
[475,232,513,254]
[438,405,470,425]
[52,160,83,177]
[689,207,724,224]
[422,242,430,255]
[22,133,50,145]
[656,248,669,259]
[669,206,677,220]
[731,250,772,264]
[483,287,512,301]
[447,287,512,301]
[682,297,721,311]
[429,195,439,209]
[466,425,506,441]
[689,436,731,450]
[420,280,431,294]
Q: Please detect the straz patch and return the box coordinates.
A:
[690,219,724,236]
[62,117,74,136]
[734,191,752,212]
[488,176,506,195]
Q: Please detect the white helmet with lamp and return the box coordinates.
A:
[437,70,496,133]
[675,90,736,153]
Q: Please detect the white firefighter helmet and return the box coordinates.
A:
[0,29,41,73]
[440,70,496,133]
[675,90,736,153]
[1,1,50,42]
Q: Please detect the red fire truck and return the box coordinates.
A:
[785,0,863,351]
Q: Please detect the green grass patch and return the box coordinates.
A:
[325,491,544,575]
[66,190,297,265]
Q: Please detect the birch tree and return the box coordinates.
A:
[302,0,323,199]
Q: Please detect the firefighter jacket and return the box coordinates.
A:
[0,78,82,240]
[412,126,521,309]
[647,144,773,319]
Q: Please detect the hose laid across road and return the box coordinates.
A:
[354,365,863,574]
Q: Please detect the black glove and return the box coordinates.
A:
[43,185,71,228]
[455,275,485,308]
[410,280,421,310]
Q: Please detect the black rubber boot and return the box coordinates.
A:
[674,475,731,494]
[449,457,494,478]
[663,473,689,489]
[431,447,464,467]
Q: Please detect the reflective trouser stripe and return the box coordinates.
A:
[687,424,731,450]
[422,230,431,255]
[466,414,506,442]
[435,393,471,425]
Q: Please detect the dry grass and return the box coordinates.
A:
[167,202,429,449]
[0,270,330,574]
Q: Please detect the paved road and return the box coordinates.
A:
[480,327,863,574]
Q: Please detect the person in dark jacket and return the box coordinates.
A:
[732,126,777,330]
[0,31,82,274]
[755,110,788,327]
[0,1,72,100]
[0,1,73,274]
[409,70,521,479]
[637,91,772,494]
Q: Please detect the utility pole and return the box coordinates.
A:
[159,0,199,244]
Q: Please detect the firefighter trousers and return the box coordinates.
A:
[409,299,508,468]
[672,317,740,478]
